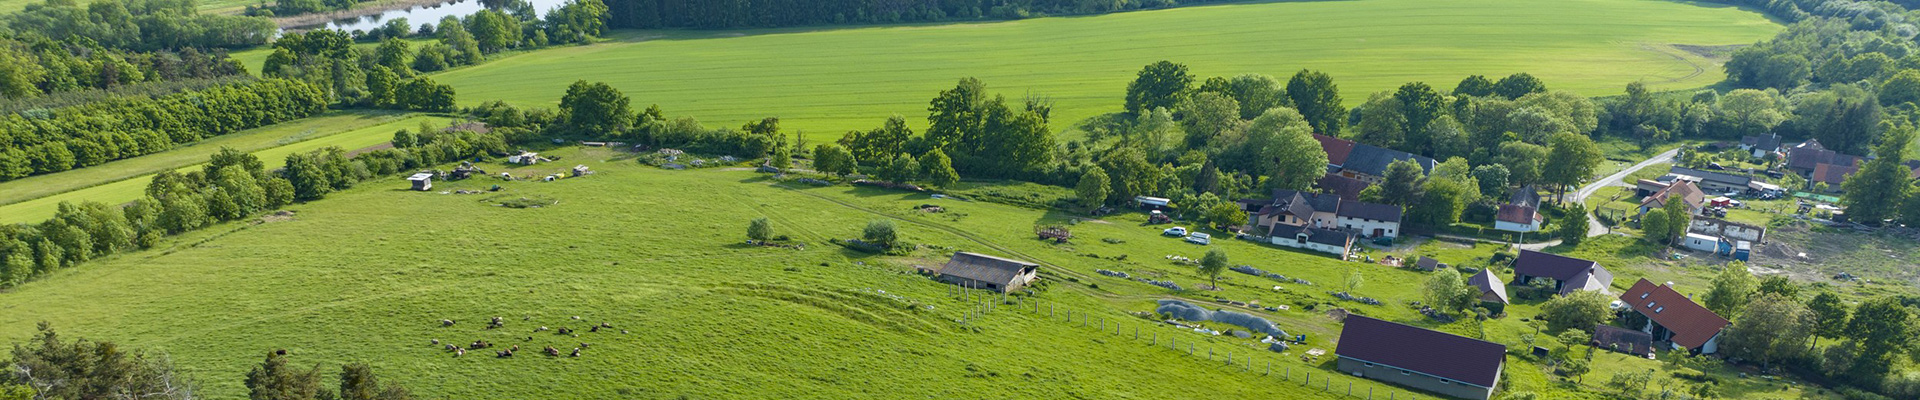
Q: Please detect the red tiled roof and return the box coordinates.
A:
[1495,204,1541,225]
[1336,315,1506,388]
[1314,134,1356,166]
[1812,163,1859,186]
[1641,180,1705,211]
[1618,279,1729,350]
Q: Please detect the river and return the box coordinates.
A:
[290,0,573,32]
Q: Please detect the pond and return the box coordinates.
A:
[294,0,573,33]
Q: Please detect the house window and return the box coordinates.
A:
[1655,307,1665,313]
[1640,293,1650,299]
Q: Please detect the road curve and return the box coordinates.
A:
[1571,149,1680,237]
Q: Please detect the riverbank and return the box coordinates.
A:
[271,0,455,31]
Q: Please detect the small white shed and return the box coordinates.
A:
[406,173,434,191]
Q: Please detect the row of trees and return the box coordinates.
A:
[0,78,330,182]
[0,34,245,100]
[604,0,1239,29]
[0,121,510,288]
[0,322,415,400]
[2,0,275,51]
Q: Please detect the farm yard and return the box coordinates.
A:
[431,0,1779,138]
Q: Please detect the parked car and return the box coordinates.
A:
[1163,227,1188,236]
[1185,232,1211,245]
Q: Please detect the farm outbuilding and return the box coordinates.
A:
[935,252,1040,293]
[407,173,434,191]
[1336,315,1506,400]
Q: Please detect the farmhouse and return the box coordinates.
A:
[1413,256,1441,272]
[1315,134,1436,184]
[1316,174,1371,201]
[1667,167,1752,195]
[1680,233,1723,253]
[1467,269,1509,304]
[406,173,434,191]
[1494,186,1544,233]
[1811,163,1858,192]
[1511,250,1613,296]
[1640,180,1705,216]
[935,252,1040,293]
[1336,315,1506,400]
[1239,189,1403,239]
[1619,279,1730,354]
[1786,139,1862,176]
[1740,134,1783,158]
[1265,224,1356,259]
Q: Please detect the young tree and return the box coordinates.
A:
[768,145,792,172]
[1555,202,1588,245]
[920,149,958,188]
[1703,262,1758,319]
[1756,275,1799,299]
[558,80,633,134]
[1287,69,1345,135]
[1125,61,1192,115]
[1198,247,1227,290]
[747,218,773,241]
[882,153,919,184]
[1345,267,1364,293]
[1422,268,1475,313]
[1077,166,1111,208]
[1202,202,1246,231]
[811,144,855,177]
[391,129,418,149]
[862,219,897,248]
[1539,290,1611,332]
[1642,209,1671,244]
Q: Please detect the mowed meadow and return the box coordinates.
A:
[436,0,1781,137]
[0,147,1448,399]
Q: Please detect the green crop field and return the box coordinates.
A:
[0,147,1838,399]
[0,112,450,224]
[431,0,1779,139]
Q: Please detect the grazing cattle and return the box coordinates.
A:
[275,349,288,356]
[442,319,456,327]
[590,326,599,333]
[454,348,465,357]
[572,316,581,320]
[536,326,549,332]
[620,330,629,334]
[599,322,612,328]
[430,339,440,345]
[544,346,560,356]
[570,348,581,357]
[579,343,591,349]
[557,327,573,335]
[510,345,520,352]
[496,350,513,358]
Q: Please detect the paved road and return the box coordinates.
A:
[1570,149,1680,237]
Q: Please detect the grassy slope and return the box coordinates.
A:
[0,112,450,224]
[0,147,1846,399]
[430,0,1778,140]
[0,148,1426,398]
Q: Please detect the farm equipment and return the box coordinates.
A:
[1036,225,1072,243]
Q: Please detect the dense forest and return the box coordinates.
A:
[603,0,1236,29]
[1,0,275,51]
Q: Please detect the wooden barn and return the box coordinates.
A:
[935,252,1040,293]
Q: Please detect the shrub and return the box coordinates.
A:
[862,220,897,248]
[747,217,773,241]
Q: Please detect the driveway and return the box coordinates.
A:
[1570,149,1679,237]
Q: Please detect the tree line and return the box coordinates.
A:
[603,0,1241,29]
[0,120,517,288]
[0,78,330,182]
[0,33,245,100]
[2,0,276,51]
[0,322,416,400]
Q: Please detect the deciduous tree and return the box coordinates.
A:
[1126,61,1192,115]
[1287,69,1344,135]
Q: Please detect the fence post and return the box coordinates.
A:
[1266,361,1270,376]
[1348,382,1351,396]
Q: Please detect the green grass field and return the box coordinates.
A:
[0,112,449,224]
[0,147,1435,398]
[429,0,1779,139]
[0,147,1848,399]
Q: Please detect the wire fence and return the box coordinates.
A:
[945,284,1430,400]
